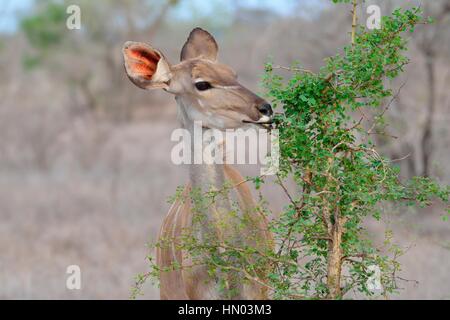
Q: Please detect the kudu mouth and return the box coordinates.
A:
[242,101,274,129]
[242,118,274,129]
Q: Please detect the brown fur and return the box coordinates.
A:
[123,28,274,300]
[156,165,272,300]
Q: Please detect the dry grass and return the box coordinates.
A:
[0,111,448,299]
[0,0,449,299]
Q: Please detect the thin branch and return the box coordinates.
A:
[351,0,358,46]
[345,116,364,131]
[272,65,315,75]
[368,81,408,134]
[390,153,411,163]
[276,175,301,209]
[368,131,399,139]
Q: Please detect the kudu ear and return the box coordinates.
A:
[123,41,172,90]
[180,28,218,62]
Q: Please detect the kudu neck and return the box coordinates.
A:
[175,97,247,299]
[175,97,228,193]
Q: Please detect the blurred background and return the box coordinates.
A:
[0,0,449,299]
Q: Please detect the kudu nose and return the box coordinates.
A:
[257,103,273,117]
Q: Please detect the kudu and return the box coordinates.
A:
[123,28,273,299]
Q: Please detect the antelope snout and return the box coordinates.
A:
[257,103,273,123]
[258,103,273,117]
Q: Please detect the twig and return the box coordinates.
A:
[345,117,364,131]
[368,131,399,139]
[390,153,411,163]
[368,81,407,134]
[272,65,315,75]
[396,276,419,286]
[351,0,358,46]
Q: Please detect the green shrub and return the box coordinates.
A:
[133,1,449,300]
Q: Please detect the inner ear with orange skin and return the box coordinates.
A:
[124,45,160,80]
[123,42,172,90]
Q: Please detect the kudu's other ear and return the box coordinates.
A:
[123,41,172,90]
[180,27,218,62]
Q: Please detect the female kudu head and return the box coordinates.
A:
[122,28,273,129]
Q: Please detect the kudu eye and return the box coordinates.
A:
[195,81,213,91]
